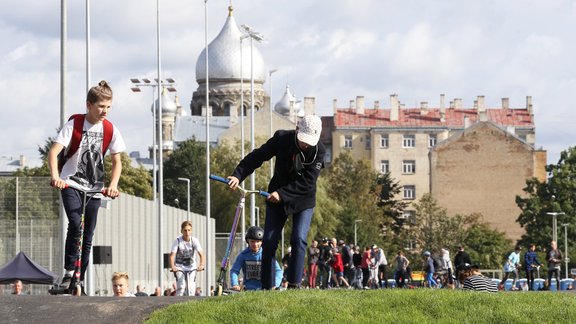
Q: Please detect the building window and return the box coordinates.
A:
[428,134,437,147]
[402,160,416,174]
[344,135,352,148]
[403,185,416,200]
[380,160,389,173]
[403,134,415,148]
[365,135,371,150]
[380,135,389,148]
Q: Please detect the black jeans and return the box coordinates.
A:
[62,188,101,281]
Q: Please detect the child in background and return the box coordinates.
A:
[112,272,135,297]
[330,247,351,288]
[230,226,283,291]
[169,221,205,296]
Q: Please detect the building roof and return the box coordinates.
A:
[334,107,534,129]
[195,6,266,82]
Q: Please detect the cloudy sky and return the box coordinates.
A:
[1,0,575,165]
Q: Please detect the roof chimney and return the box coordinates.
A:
[440,94,446,113]
[356,96,365,115]
[454,98,463,109]
[501,97,509,109]
[477,95,486,112]
[374,100,380,109]
[333,99,338,115]
[526,96,533,115]
[349,100,355,109]
[420,101,429,115]
[19,155,26,167]
[303,97,315,116]
[390,94,399,121]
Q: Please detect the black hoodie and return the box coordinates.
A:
[231,129,325,215]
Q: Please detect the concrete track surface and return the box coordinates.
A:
[1,295,198,324]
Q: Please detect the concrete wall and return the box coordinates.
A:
[430,122,539,241]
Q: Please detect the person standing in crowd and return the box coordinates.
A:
[227,115,325,289]
[307,240,320,288]
[394,250,410,288]
[318,238,333,288]
[546,240,563,290]
[112,272,135,297]
[457,264,498,292]
[373,245,388,288]
[500,246,521,290]
[361,246,373,289]
[339,240,354,286]
[524,243,541,291]
[351,246,363,289]
[11,280,23,295]
[441,248,454,287]
[330,247,351,288]
[453,245,472,286]
[169,221,205,296]
[422,251,437,288]
[48,80,126,292]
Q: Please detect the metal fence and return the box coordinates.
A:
[0,176,218,296]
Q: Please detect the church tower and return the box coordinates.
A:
[190,6,269,124]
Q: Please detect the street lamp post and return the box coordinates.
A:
[562,223,570,279]
[546,212,565,242]
[204,0,211,297]
[241,24,264,227]
[354,220,362,247]
[178,178,191,221]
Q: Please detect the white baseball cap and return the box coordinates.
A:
[297,115,322,146]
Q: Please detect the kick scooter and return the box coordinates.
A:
[171,269,197,296]
[209,174,269,296]
[49,177,113,296]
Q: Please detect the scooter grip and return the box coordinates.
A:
[210,174,230,184]
[259,191,270,198]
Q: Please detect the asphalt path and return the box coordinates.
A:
[1,295,199,324]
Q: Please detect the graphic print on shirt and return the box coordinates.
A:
[245,260,262,281]
[75,130,104,185]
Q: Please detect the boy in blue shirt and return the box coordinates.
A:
[230,226,283,291]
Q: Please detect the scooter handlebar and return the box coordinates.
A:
[210,174,270,197]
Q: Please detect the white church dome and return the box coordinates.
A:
[151,88,177,115]
[274,85,296,116]
[196,7,267,82]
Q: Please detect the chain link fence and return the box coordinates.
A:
[0,177,61,295]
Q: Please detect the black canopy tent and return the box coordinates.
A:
[0,252,57,285]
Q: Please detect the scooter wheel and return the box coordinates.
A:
[215,285,223,296]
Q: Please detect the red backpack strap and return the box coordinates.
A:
[102,119,114,155]
[66,114,85,158]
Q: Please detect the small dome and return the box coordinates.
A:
[196,6,267,82]
[274,85,296,116]
[151,88,177,115]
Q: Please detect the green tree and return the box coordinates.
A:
[463,222,512,269]
[516,146,576,249]
[323,152,381,247]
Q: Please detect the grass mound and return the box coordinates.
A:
[147,289,576,323]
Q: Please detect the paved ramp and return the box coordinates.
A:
[2,295,198,324]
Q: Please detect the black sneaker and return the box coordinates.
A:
[79,282,87,296]
[61,274,72,287]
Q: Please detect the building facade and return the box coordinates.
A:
[332,94,546,240]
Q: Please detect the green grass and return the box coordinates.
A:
[146,289,576,323]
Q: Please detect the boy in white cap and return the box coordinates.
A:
[227,115,325,289]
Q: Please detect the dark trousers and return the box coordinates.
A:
[526,268,537,291]
[62,188,101,281]
[261,205,313,289]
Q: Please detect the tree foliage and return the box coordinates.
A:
[516,146,576,268]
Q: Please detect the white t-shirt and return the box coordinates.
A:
[171,235,203,271]
[55,117,126,185]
